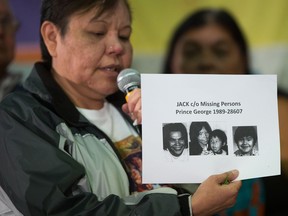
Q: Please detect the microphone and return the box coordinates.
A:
[117,68,142,136]
[117,68,141,101]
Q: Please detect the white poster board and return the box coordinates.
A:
[141,74,280,183]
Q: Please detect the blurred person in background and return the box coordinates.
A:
[162,8,266,216]
[0,0,21,101]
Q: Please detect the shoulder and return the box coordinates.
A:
[0,89,62,130]
[234,150,241,156]
[1,90,41,112]
[252,148,259,156]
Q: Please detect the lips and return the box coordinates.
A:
[199,139,208,144]
[99,65,121,73]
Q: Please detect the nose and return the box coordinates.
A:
[243,139,249,145]
[197,60,214,73]
[106,36,124,55]
[196,53,216,73]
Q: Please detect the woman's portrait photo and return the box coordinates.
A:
[189,121,214,155]
[162,122,189,161]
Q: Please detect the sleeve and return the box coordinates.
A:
[0,109,190,216]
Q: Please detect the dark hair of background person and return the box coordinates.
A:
[234,126,257,144]
[163,123,188,150]
[162,8,250,74]
[39,0,132,67]
[189,121,212,155]
[0,2,20,75]
[208,129,228,153]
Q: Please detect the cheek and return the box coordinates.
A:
[248,141,254,146]
[123,45,133,68]
[171,46,184,73]
[57,44,102,83]
[4,37,15,57]
[171,57,181,73]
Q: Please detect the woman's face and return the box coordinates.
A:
[171,23,245,74]
[168,131,186,157]
[237,136,255,154]
[50,0,132,105]
[197,127,209,146]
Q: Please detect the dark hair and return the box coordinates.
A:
[208,129,228,153]
[40,0,131,67]
[189,121,212,155]
[163,123,188,150]
[162,8,249,74]
[234,126,257,144]
[209,129,227,144]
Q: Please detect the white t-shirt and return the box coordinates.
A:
[77,101,137,142]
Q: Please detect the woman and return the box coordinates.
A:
[163,8,249,75]
[162,8,265,216]
[0,1,241,216]
[189,121,213,155]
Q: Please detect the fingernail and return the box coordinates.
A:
[231,169,239,176]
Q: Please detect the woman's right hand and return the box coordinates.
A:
[191,170,241,216]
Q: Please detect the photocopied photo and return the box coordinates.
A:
[141,74,280,183]
[233,126,259,156]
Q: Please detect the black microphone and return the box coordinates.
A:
[117,68,142,136]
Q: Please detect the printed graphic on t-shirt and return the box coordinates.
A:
[115,135,155,192]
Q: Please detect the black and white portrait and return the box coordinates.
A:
[162,122,189,161]
[233,126,259,156]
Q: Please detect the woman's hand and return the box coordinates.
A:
[122,88,142,124]
[191,170,242,216]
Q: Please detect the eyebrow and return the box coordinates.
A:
[213,40,231,46]
[88,16,132,30]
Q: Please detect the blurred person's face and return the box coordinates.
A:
[0,0,18,75]
[42,0,132,108]
[171,24,246,74]
[168,131,186,157]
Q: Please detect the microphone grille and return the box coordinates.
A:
[117,68,141,93]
